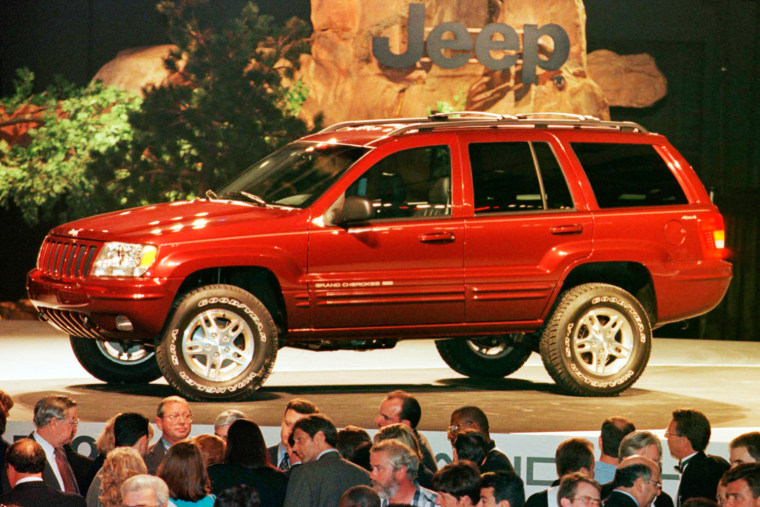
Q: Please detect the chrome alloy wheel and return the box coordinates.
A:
[181,309,255,381]
[465,334,520,358]
[96,341,154,365]
[572,307,634,376]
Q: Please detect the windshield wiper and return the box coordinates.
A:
[205,189,219,200]
[219,190,267,206]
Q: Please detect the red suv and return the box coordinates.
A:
[27,112,732,400]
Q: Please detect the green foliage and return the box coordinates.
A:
[92,0,311,205]
[0,69,141,225]
[426,86,468,115]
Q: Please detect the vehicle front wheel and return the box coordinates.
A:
[156,284,278,401]
[70,336,162,384]
[435,334,533,378]
[539,283,652,396]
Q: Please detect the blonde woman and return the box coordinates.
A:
[98,447,147,507]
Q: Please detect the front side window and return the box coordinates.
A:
[571,142,688,208]
[344,145,452,220]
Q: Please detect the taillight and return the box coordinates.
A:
[698,214,727,259]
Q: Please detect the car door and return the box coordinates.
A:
[307,135,465,331]
[462,131,594,324]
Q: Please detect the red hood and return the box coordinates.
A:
[50,199,300,243]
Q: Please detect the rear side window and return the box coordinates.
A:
[571,143,688,208]
[469,141,574,214]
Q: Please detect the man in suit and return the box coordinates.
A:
[376,390,437,472]
[283,413,371,507]
[369,439,437,506]
[596,417,636,485]
[603,456,661,507]
[448,406,514,474]
[0,438,85,507]
[121,474,171,507]
[525,438,596,507]
[144,395,193,474]
[432,461,480,507]
[558,472,601,507]
[723,463,760,507]
[666,408,729,505]
[479,470,526,507]
[213,409,246,441]
[30,394,93,494]
[267,398,319,471]
[729,432,760,468]
[601,431,675,507]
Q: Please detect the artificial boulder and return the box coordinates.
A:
[587,49,667,108]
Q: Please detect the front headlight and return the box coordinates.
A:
[92,242,158,277]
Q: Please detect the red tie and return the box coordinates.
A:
[54,447,78,494]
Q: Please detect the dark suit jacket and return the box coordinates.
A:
[677,451,730,505]
[144,440,167,475]
[482,442,516,474]
[208,464,288,507]
[603,490,639,507]
[0,437,10,495]
[524,480,559,507]
[267,443,282,468]
[602,479,674,507]
[0,479,86,507]
[31,433,94,495]
[283,450,371,507]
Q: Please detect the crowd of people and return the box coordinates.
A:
[1,388,759,507]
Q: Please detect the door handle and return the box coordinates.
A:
[550,224,584,235]
[419,232,455,243]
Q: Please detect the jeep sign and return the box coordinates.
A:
[372,3,570,85]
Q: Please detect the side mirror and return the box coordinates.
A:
[334,196,373,226]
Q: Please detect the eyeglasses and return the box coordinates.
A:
[571,496,601,506]
[447,425,460,435]
[58,417,79,426]
[648,479,663,490]
[163,413,193,422]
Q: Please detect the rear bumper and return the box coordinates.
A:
[27,268,182,342]
[652,259,732,325]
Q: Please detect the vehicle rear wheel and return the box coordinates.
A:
[435,334,532,378]
[155,284,278,401]
[70,336,162,384]
[539,283,652,396]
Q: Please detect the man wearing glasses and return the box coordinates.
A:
[602,456,662,507]
[559,472,602,507]
[30,394,92,495]
[448,406,514,474]
[145,396,193,474]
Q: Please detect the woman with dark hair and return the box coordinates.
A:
[208,419,288,507]
[157,441,215,506]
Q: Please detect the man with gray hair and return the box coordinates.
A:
[369,439,437,506]
[121,474,170,507]
[30,394,92,494]
[145,395,193,474]
[214,409,247,441]
[603,456,661,507]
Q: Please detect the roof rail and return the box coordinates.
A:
[319,111,649,136]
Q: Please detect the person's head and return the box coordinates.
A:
[121,474,170,507]
[33,394,79,447]
[95,413,120,457]
[619,431,663,462]
[213,409,247,441]
[600,417,636,460]
[190,434,226,467]
[337,425,373,468]
[280,398,319,447]
[667,409,711,459]
[453,429,488,466]
[5,438,46,486]
[556,438,595,477]
[723,463,760,507]
[432,461,481,507]
[612,456,661,507]
[114,412,152,456]
[226,418,269,468]
[155,396,192,445]
[449,406,490,443]
[369,440,419,500]
[374,423,424,462]
[0,389,13,418]
[339,485,382,507]
[719,475,729,507]
[376,391,422,430]
[99,447,148,507]
[558,473,602,507]
[157,441,210,502]
[730,433,760,469]
[0,407,6,439]
[214,484,261,507]
[479,471,525,507]
[683,499,720,507]
[289,413,337,464]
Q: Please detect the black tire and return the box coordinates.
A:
[70,336,162,384]
[539,283,652,396]
[435,334,533,378]
[156,284,278,401]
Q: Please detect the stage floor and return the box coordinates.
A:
[2,320,759,433]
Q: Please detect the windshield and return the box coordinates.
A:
[218,142,369,208]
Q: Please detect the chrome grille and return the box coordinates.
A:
[38,307,106,339]
[39,237,99,280]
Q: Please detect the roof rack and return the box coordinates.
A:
[319,111,649,136]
